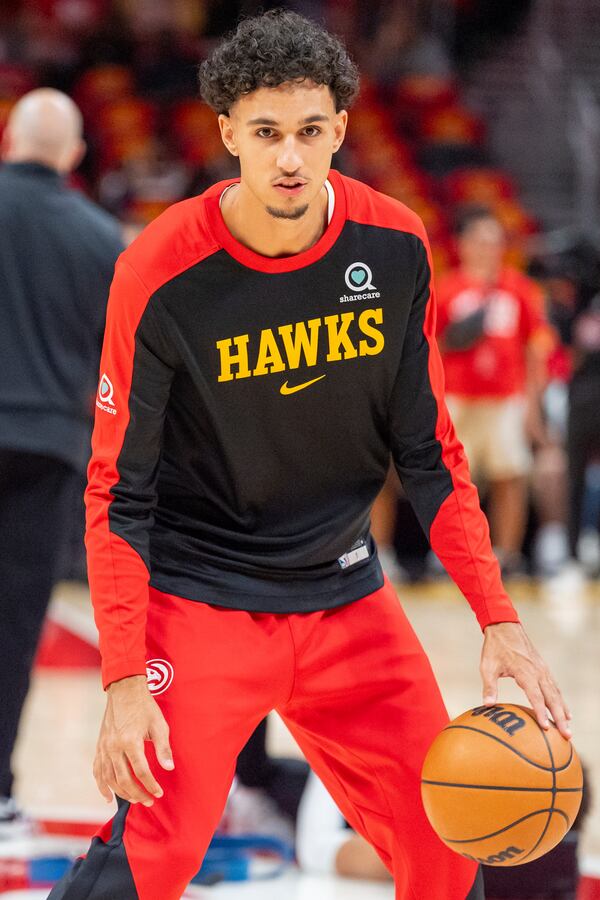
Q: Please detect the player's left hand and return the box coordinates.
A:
[480,621,572,740]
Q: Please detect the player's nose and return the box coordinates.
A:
[276,135,303,173]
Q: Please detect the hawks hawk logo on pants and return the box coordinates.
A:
[146,659,174,695]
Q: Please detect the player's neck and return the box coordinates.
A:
[220,181,329,258]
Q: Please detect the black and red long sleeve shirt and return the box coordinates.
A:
[86,169,519,688]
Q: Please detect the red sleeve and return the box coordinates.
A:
[85,259,176,688]
[389,229,519,629]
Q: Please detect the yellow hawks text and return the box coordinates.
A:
[216,308,385,382]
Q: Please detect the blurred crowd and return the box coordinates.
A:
[0,0,598,584]
[0,0,535,246]
[374,212,600,584]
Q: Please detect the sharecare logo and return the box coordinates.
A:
[146,659,174,695]
[340,262,380,303]
[96,373,117,415]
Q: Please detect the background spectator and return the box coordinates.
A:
[436,207,553,575]
[0,88,122,830]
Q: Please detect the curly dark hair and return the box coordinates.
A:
[198,9,360,115]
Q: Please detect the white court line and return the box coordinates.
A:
[1,861,598,900]
[26,805,106,823]
[582,854,600,877]
[184,870,394,899]
[0,871,394,900]
[1,893,48,899]
[0,835,88,858]
[47,595,98,647]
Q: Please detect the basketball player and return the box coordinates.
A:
[49,11,571,900]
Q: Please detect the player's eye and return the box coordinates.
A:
[302,126,321,137]
[256,128,275,138]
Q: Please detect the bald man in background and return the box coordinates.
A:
[0,89,123,831]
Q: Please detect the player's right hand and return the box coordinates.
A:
[93,674,174,807]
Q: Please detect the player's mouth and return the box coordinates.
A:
[273,178,307,197]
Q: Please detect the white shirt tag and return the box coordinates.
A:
[338,540,369,570]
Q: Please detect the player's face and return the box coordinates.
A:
[459,218,506,274]
[219,81,347,220]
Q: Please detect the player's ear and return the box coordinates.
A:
[218,114,239,157]
[332,109,348,154]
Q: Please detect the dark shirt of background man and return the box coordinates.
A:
[0,161,124,472]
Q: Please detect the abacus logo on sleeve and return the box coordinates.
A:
[96,373,117,415]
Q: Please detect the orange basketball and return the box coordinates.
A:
[421,704,583,866]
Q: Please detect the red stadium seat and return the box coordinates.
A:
[126,198,175,225]
[345,102,397,148]
[373,168,434,206]
[441,167,517,204]
[395,74,457,113]
[169,100,227,166]
[0,97,15,141]
[429,240,454,277]
[95,97,157,142]
[74,65,135,116]
[407,195,450,242]
[171,100,215,137]
[394,75,458,138]
[419,104,485,146]
[354,140,414,182]
[96,133,156,169]
[0,64,37,99]
[495,197,539,237]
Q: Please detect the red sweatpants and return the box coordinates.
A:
[49,579,481,900]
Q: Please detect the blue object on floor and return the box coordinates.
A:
[0,834,293,889]
[29,856,72,885]
[191,834,295,885]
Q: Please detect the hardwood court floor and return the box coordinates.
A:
[1,871,395,900]
[11,573,600,898]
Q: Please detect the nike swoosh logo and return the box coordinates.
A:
[280,374,326,395]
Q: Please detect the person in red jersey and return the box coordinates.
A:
[49,12,570,900]
[436,207,554,575]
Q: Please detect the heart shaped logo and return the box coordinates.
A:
[344,262,375,294]
[350,268,367,286]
